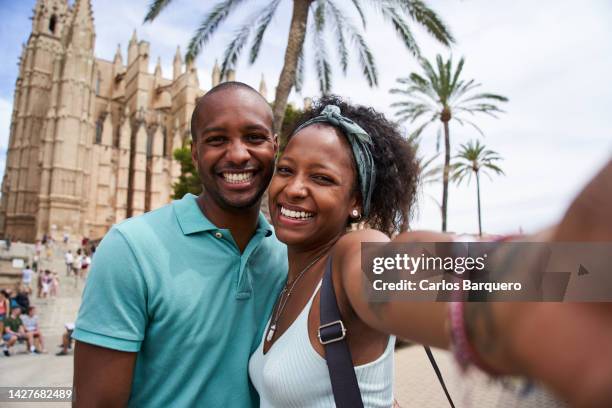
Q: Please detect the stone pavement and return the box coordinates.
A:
[0,243,564,407]
[393,346,564,407]
[1,242,80,408]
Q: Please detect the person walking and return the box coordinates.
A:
[64,250,73,276]
[21,265,34,289]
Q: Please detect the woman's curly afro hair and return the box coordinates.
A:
[288,95,419,236]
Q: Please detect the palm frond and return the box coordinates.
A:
[144,0,175,23]
[349,0,367,28]
[313,46,332,94]
[457,92,509,106]
[419,154,442,184]
[402,115,438,138]
[393,0,455,45]
[325,0,349,74]
[453,116,485,136]
[451,163,473,185]
[220,24,251,78]
[380,3,420,57]
[449,56,464,92]
[312,4,331,94]
[346,24,378,86]
[482,162,505,178]
[450,79,480,103]
[314,0,326,31]
[419,57,443,101]
[248,0,282,64]
[185,0,249,62]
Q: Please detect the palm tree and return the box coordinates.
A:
[144,0,454,135]
[390,54,508,231]
[451,140,504,236]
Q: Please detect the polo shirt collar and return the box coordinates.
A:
[174,193,274,237]
[174,193,217,235]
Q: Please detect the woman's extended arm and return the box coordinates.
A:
[338,160,612,407]
[334,229,450,350]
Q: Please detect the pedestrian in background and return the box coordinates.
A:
[64,250,73,276]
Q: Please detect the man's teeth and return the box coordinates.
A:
[280,206,314,220]
[222,172,253,184]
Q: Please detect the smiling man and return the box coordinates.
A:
[72,82,287,407]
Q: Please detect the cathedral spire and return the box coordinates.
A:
[154,57,162,78]
[113,43,123,64]
[173,46,183,80]
[259,74,268,100]
[173,46,183,63]
[72,0,93,23]
[128,30,138,65]
[211,59,221,87]
[66,0,94,50]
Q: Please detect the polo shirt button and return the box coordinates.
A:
[214,232,223,239]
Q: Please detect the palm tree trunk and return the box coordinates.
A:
[272,0,312,135]
[476,170,482,236]
[441,120,450,232]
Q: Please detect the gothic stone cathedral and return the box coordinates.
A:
[0,0,268,242]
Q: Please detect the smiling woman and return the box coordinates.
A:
[249,95,421,407]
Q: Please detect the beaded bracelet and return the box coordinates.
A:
[448,301,501,376]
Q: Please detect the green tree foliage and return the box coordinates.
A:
[172,146,202,199]
[279,102,304,149]
[391,54,508,231]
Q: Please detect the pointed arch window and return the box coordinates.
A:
[146,131,153,157]
[95,72,102,96]
[95,119,103,144]
[49,15,57,34]
[162,126,168,157]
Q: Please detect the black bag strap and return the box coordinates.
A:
[320,257,455,408]
[319,257,364,408]
[424,346,455,408]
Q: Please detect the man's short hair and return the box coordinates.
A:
[190,81,270,141]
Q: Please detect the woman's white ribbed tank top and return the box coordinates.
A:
[249,281,395,407]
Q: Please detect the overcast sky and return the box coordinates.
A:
[1,0,610,234]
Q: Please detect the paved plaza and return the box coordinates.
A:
[1,243,563,407]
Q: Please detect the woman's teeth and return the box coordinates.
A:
[280,206,314,220]
[222,172,253,184]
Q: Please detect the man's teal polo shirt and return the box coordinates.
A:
[73,194,287,407]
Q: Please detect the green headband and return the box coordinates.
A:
[292,105,376,217]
